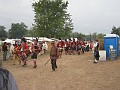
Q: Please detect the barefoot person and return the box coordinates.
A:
[50,41,59,71]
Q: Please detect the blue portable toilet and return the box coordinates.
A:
[104,34,119,58]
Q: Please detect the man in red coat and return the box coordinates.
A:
[21,38,29,67]
[57,38,64,58]
[64,39,69,55]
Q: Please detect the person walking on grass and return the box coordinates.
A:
[50,41,59,71]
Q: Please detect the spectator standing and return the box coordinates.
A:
[2,42,8,61]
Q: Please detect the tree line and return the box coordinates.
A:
[0,22,114,41]
[0,23,119,41]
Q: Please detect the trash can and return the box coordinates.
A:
[109,50,117,60]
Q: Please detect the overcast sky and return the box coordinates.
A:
[0,0,120,34]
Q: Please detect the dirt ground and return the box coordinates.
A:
[1,51,120,90]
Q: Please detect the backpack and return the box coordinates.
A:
[0,68,9,90]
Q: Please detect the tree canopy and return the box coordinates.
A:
[9,22,28,39]
[0,26,7,40]
[32,0,73,38]
[111,26,120,36]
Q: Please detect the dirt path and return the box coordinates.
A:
[2,51,120,90]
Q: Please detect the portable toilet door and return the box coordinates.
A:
[104,34,119,58]
[119,38,120,54]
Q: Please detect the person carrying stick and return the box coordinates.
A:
[50,41,59,71]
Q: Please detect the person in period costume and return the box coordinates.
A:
[9,44,14,57]
[31,38,40,68]
[71,38,77,55]
[12,44,21,65]
[81,41,85,54]
[93,40,100,63]
[21,38,29,67]
[68,39,72,55]
[64,39,69,55]
[2,42,8,61]
[76,39,82,55]
[50,41,59,71]
[57,38,64,58]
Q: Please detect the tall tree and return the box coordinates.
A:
[32,0,73,38]
[70,32,85,40]
[0,26,7,40]
[9,22,28,39]
[91,32,97,40]
[26,27,36,37]
[111,26,120,36]
[97,33,105,39]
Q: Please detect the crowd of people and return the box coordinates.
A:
[0,37,100,90]
[1,37,100,71]
[57,38,93,57]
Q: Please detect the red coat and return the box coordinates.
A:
[57,41,64,48]
[64,42,69,47]
[71,41,77,48]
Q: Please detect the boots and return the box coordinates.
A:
[33,61,37,68]
[33,65,37,68]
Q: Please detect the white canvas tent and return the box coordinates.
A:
[38,37,54,42]
[3,39,15,44]
[24,37,54,42]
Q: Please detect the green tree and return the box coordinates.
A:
[78,33,85,40]
[70,32,85,40]
[9,22,28,39]
[32,0,73,38]
[91,32,97,40]
[97,33,105,39]
[111,26,120,36]
[26,27,36,37]
[0,26,7,40]
[85,33,105,41]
